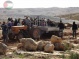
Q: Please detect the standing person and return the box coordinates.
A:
[7,21,12,30]
[1,22,8,43]
[14,19,18,26]
[17,18,22,26]
[58,20,65,38]
[25,16,31,27]
[22,19,25,25]
[72,22,78,39]
[7,20,14,34]
[30,17,34,27]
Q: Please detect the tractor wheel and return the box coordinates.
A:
[8,33,15,41]
[16,33,23,42]
[31,27,41,39]
[17,33,23,40]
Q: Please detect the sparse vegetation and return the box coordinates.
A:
[17,54,25,58]
[69,53,79,59]
[3,57,9,59]
[59,52,79,59]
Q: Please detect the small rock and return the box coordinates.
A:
[15,50,26,55]
[10,47,17,50]
[6,52,13,58]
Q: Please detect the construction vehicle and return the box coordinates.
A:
[8,19,60,41]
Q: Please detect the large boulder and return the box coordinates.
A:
[44,43,54,53]
[0,43,7,54]
[54,42,74,51]
[20,38,37,51]
[37,40,51,51]
[54,43,65,51]
[51,35,62,44]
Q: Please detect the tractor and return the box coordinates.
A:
[8,19,60,41]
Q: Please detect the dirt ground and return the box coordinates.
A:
[0,28,79,59]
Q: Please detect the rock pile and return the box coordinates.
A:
[50,35,73,51]
[18,38,54,53]
[18,35,73,53]
[50,35,64,51]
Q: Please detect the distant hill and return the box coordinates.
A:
[58,13,79,20]
[0,7,79,19]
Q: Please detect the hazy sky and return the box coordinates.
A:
[0,0,79,8]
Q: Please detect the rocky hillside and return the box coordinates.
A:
[58,13,79,20]
[0,7,79,19]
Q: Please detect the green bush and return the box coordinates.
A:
[69,53,79,59]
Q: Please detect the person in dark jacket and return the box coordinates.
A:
[58,20,65,38]
[14,19,18,26]
[1,22,8,43]
[72,22,78,38]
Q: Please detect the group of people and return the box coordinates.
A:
[0,16,54,43]
[58,20,78,39]
[0,16,78,43]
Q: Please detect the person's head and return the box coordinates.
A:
[60,20,62,23]
[3,21,5,24]
[18,18,20,22]
[8,17,10,21]
[73,21,75,24]
[24,16,28,19]
[28,17,30,20]
[23,19,25,21]
[15,19,17,21]
[47,19,51,22]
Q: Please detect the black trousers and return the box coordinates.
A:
[2,32,8,43]
[73,30,77,38]
[59,29,63,38]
